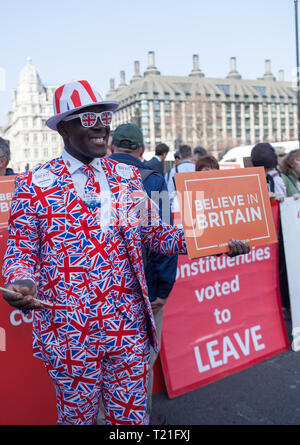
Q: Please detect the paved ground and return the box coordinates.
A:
[152,315,300,425]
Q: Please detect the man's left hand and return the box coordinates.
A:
[226,239,250,257]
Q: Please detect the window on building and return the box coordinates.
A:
[142,115,149,123]
[225,103,232,134]
[246,129,251,143]
[141,100,148,111]
[142,125,149,137]
[216,85,230,95]
[154,101,160,112]
[253,86,266,96]
[235,104,241,140]
[164,100,171,111]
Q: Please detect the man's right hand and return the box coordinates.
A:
[2,279,43,310]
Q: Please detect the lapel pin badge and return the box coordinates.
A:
[116,163,133,180]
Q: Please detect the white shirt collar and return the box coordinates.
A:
[62,147,103,174]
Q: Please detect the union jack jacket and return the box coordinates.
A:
[2,156,186,372]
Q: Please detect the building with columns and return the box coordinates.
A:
[106,51,298,159]
[3,57,63,172]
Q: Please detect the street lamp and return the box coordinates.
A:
[295,0,300,146]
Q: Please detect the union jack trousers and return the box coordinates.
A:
[2,155,186,424]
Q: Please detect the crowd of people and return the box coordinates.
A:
[0,78,298,426]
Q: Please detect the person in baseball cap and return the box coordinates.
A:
[112,123,144,150]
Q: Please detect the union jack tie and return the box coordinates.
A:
[80,164,101,208]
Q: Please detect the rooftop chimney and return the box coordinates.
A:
[131,60,142,83]
[263,59,276,81]
[109,78,115,91]
[144,51,160,76]
[279,69,285,81]
[119,70,127,87]
[105,78,116,99]
[226,57,241,79]
[189,54,204,77]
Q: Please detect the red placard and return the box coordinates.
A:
[160,206,289,398]
[0,176,57,424]
[0,228,57,424]
[0,176,16,229]
[0,280,57,424]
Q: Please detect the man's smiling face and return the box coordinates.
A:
[58,105,110,164]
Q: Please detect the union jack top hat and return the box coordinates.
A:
[46,80,119,131]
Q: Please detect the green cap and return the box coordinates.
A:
[112,123,144,149]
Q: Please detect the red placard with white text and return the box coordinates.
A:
[160,205,289,398]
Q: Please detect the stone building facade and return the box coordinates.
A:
[106,52,298,158]
[3,57,63,172]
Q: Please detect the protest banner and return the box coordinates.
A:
[160,224,289,398]
[174,167,277,259]
[0,176,16,229]
[280,197,300,352]
[0,284,58,424]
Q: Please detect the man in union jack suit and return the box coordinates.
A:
[2,80,249,425]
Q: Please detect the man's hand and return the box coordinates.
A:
[151,297,167,314]
[227,239,250,257]
[2,279,43,310]
[269,192,284,203]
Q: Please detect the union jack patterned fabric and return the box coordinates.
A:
[54,80,103,116]
[2,156,187,424]
[80,165,101,208]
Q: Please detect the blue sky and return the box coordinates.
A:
[0,0,297,126]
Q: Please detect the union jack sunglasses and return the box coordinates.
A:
[63,111,113,127]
